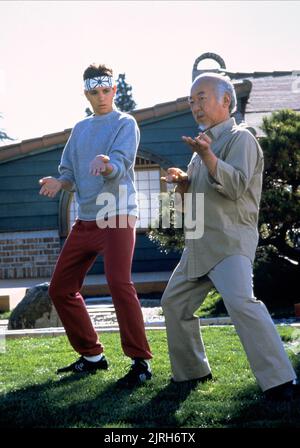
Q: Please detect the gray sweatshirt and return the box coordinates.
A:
[58,110,140,220]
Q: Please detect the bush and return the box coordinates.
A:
[253,245,299,314]
[147,191,185,254]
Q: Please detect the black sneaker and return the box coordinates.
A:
[56,355,109,374]
[264,381,300,402]
[116,358,152,388]
[170,372,213,385]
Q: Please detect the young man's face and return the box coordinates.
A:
[188,80,230,129]
[84,85,117,115]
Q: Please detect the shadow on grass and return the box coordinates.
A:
[1,358,300,428]
[214,355,300,428]
[125,380,200,428]
[0,371,199,428]
[0,373,128,428]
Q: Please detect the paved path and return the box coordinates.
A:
[1,303,300,339]
[0,271,172,311]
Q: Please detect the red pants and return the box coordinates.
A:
[48,216,152,359]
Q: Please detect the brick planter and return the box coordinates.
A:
[0,230,60,279]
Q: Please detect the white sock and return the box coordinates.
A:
[144,359,151,371]
[83,354,103,363]
[132,359,151,372]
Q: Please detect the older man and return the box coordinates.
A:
[161,72,298,401]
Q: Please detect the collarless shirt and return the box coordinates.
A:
[58,110,140,220]
[184,117,264,280]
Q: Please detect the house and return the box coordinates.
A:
[1,53,299,284]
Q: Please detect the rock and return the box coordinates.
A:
[8,283,62,329]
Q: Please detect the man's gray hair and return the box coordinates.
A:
[192,73,237,114]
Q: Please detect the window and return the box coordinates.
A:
[134,156,173,232]
[135,168,161,230]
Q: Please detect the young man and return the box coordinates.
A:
[39,64,152,387]
[161,72,299,402]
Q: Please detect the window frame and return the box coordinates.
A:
[135,164,168,234]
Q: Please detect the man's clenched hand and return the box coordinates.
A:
[161,167,188,184]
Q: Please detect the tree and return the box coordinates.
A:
[252,109,300,311]
[115,73,136,112]
[85,107,93,117]
[0,113,14,143]
[258,109,300,263]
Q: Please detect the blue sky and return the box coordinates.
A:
[0,0,299,143]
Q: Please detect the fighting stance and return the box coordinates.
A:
[39,64,152,387]
[161,72,299,401]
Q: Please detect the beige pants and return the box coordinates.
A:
[161,250,296,391]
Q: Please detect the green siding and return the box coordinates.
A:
[0,147,63,232]
[0,215,58,231]
[139,110,198,170]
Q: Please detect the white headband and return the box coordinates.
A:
[84,76,113,91]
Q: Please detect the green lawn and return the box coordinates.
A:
[0,327,300,428]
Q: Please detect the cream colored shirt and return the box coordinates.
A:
[184,117,264,279]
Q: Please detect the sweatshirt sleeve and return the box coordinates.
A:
[208,130,263,200]
[58,128,76,190]
[104,117,140,181]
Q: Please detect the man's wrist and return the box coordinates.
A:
[178,177,189,187]
[201,151,218,177]
[58,178,73,191]
[175,179,190,195]
[101,163,114,176]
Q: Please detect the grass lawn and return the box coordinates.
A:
[0,326,300,428]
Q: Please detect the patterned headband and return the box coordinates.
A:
[84,76,113,91]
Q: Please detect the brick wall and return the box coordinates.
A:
[0,230,61,279]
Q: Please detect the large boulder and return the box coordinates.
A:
[8,283,62,329]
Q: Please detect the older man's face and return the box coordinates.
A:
[188,80,229,129]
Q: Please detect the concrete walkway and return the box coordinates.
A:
[0,271,172,311]
[0,271,173,290]
[2,302,300,339]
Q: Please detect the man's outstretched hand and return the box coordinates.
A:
[39,177,62,198]
[89,154,112,176]
[182,133,212,157]
[182,133,217,177]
